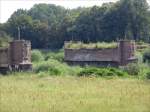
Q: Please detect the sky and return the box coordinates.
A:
[0,0,119,23]
[0,0,150,23]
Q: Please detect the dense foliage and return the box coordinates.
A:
[0,0,150,49]
[143,49,150,63]
[33,59,82,76]
[78,67,128,77]
[146,72,150,79]
[29,49,150,79]
[31,50,44,62]
[0,30,12,47]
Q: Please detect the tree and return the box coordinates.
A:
[0,31,12,47]
[118,0,150,40]
[1,1,150,49]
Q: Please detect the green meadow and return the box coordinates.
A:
[0,43,150,112]
[0,74,150,112]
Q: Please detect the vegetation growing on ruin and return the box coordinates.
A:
[65,41,118,49]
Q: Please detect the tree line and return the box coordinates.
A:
[0,0,150,49]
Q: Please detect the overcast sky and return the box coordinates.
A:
[0,0,150,23]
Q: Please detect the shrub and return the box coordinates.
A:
[78,67,128,77]
[31,50,44,62]
[33,59,62,76]
[45,51,64,62]
[109,68,127,76]
[0,31,12,47]
[78,67,99,76]
[143,49,150,63]
[123,63,140,75]
[33,59,82,76]
[65,41,117,49]
[146,72,150,79]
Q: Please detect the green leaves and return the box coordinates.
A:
[1,1,150,49]
[78,67,128,77]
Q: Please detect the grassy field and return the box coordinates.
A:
[0,74,150,112]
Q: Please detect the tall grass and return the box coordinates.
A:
[65,41,118,49]
[0,75,150,112]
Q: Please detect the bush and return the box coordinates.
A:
[45,51,64,62]
[34,59,62,76]
[146,72,150,79]
[78,67,99,76]
[31,50,44,62]
[123,63,140,75]
[143,49,150,63]
[78,67,128,77]
[0,31,12,47]
[33,59,82,76]
[65,41,117,49]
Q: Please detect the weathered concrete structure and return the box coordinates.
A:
[64,40,137,67]
[0,40,32,73]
